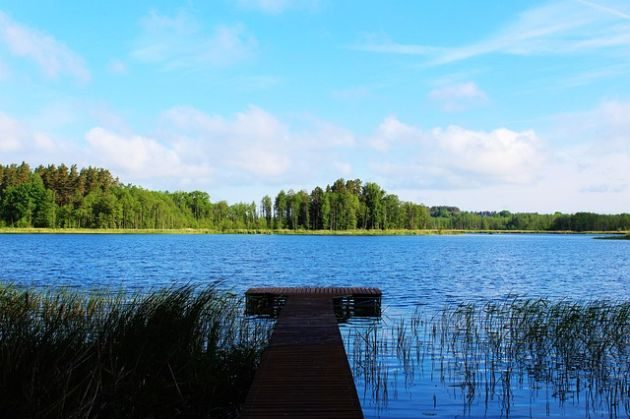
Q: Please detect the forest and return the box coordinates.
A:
[1,162,628,232]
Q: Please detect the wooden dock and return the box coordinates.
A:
[241,287,381,418]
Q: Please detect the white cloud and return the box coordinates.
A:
[2,100,627,212]
[412,145,630,213]
[428,82,488,111]
[369,117,544,187]
[552,100,630,150]
[429,126,543,183]
[86,127,175,173]
[162,105,288,142]
[0,112,23,151]
[0,11,89,82]
[0,112,59,155]
[369,116,422,152]
[132,11,257,69]
[236,0,319,14]
[160,106,354,182]
[233,148,290,176]
[292,116,356,149]
[542,100,630,201]
[555,148,628,197]
[85,127,211,180]
[0,112,76,165]
[366,100,630,212]
[333,161,352,176]
[352,0,630,65]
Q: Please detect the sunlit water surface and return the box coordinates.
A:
[1,234,628,417]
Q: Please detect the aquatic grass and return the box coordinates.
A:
[348,298,630,417]
[0,284,273,418]
[348,320,390,412]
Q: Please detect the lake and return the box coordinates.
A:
[0,233,628,417]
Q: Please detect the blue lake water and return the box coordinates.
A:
[0,233,628,417]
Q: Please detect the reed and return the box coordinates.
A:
[0,285,273,418]
[347,298,629,417]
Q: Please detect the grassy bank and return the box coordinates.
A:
[0,285,272,418]
[0,227,627,236]
[0,227,459,235]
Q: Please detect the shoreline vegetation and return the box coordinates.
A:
[1,163,629,233]
[0,227,628,235]
[349,298,630,416]
[0,285,273,418]
[345,297,630,417]
[595,233,630,240]
[2,287,627,419]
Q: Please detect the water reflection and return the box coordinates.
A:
[344,298,630,418]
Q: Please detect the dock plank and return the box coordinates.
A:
[245,287,381,297]
[242,288,381,418]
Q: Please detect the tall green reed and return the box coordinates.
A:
[347,298,629,417]
[0,285,273,418]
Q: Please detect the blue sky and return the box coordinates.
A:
[0,0,629,212]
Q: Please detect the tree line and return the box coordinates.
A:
[1,162,628,231]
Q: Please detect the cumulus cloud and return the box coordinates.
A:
[428,82,488,111]
[432,126,542,182]
[366,100,630,212]
[369,116,422,152]
[2,100,627,212]
[0,112,59,155]
[132,11,257,69]
[159,106,354,182]
[413,145,630,213]
[369,117,544,188]
[292,117,356,149]
[552,100,630,152]
[333,161,352,176]
[0,111,78,166]
[86,128,196,178]
[544,100,630,200]
[0,11,89,82]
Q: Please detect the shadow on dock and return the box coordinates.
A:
[245,287,382,322]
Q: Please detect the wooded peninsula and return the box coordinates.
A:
[1,163,628,232]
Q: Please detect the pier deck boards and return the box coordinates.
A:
[242,287,381,418]
[246,287,381,298]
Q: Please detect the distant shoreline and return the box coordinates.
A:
[594,234,630,240]
[0,228,626,236]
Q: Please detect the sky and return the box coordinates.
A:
[0,0,629,213]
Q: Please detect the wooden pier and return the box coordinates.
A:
[242,287,382,418]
